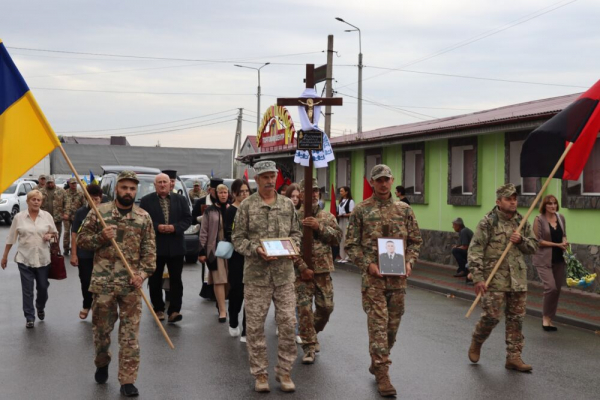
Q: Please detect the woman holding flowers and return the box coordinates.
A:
[532,195,567,332]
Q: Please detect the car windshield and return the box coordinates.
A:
[134,176,188,203]
[3,184,17,194]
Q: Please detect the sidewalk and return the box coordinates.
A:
[336,260,600,332]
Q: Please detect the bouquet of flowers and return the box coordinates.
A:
[564,245,597,288]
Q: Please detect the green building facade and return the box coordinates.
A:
[244,93,600,284]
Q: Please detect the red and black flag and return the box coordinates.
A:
[521,80,600,180]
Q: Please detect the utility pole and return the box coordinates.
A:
[324,34,334,138]
[232,108,243,178]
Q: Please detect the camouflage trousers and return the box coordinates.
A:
[92,292,142,385]
[63,220,72,251]
[362,286,405,370]
[472,291,527,359]
[245,283,297,377]
[295,273,334,353]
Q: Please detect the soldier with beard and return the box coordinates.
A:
[40,176,66,248]
[294,178,342,365]
[77,171,156,397]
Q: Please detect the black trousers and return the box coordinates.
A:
[452,248,468,273]
[228,253,246,335]
[149,255,184,314]
[78,257,94,309]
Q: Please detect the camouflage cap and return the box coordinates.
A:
[46,175,55,182]
[69,177,77,184]
[496,183,517,199]
[38,174,46,180]
[299,178,319,191]
[254,160,278,175]
[193,180,201,186]
[371,164,393,180]
[117,170,139,184]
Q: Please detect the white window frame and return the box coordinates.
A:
[451,145,474,195]
[509,139,537,195]
[405,150,423,195]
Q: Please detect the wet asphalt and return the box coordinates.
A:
[0,223,599,400]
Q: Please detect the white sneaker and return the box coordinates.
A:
[296,335,302,344]
[229,327,240,337]
[275,327,279,336]
[240,336,247,343]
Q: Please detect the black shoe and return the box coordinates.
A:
[453,271,468,277]
[218,317,226,323]
[26,321,34,329]
[94,365,109,384]
[542,325,558,332]
[120,384,139,397]
[37,310,45,321]
[64,249,70,255]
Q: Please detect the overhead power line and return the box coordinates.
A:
[363,66,587,89]
[335,0,578,90]
[92,118,235,137]
[30,87,256,96]
[57,109,239,134]
[8,46,324,64]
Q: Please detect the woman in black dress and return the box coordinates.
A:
[225,179,250,340]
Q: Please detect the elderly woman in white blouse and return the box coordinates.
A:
[1,190,57,329]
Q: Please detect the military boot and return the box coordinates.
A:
[468,339,482,363]
[302,349,315,364]
[369,360,375,376]
[505,357,533,372]
[254,374,270,392]
[374,368,397,397]
[275,373,296,392]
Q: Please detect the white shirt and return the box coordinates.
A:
[338,198,355,216]
[6,210,57,268]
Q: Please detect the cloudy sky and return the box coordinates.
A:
[3,0,598,149]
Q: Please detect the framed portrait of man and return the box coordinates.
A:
[377,238,406,275]
[260,238,300,257]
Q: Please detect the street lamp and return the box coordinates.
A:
[234,62,270,133]
[335,17,362,136]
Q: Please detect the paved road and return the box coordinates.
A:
[0,223,599,400]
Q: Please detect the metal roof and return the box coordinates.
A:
[244,92,580,158]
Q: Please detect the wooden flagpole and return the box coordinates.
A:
[58,146,175,349]
[465,142,574,318]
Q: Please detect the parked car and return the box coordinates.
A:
[0,180,36,224]
[180,174,210,190]
[99,166,200,264]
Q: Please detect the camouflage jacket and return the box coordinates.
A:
[76,202,157,295]
[468,206,538,292]
[293,204,342,275]
[65,189,85,220]
[345,194,422,290]
[189,189,207,202]
[40,187,66,223]
[232,192,302,287]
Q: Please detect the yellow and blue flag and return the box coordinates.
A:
[0,39,61,192]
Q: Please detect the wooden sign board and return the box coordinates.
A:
[297,129,323,151]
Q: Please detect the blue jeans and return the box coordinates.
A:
[17,263,50,322]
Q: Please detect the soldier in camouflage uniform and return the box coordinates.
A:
[188,180,207,202]
[34,174,46,191]
[468,183,538,372]
[232,160,302,393]
[63,177,85,255]
[40,176,66,248]
[77,171,156,398]
[294,178,342,365]
[345,164,422,398]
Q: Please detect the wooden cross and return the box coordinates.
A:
[277,64,343,270]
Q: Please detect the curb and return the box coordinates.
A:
[334,261,600,332]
